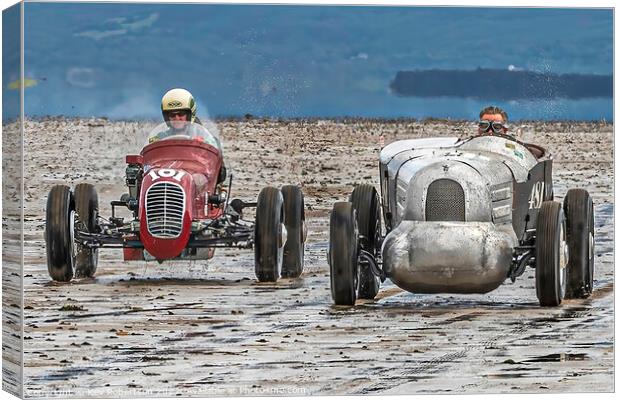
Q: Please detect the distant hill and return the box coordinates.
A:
[390,69,613,100]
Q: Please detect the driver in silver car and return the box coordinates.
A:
[478,106,511,136]
[477,105,544,159]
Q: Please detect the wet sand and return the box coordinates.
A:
[14,117,614,397]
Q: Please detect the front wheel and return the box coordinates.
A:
[329,202,358,306]
[535,201,568,307]
[45,185,75,282]
[350,184,381,299]
[74,183,99,278]
[563,189,595,298]
[281,185,305,278]
[254,187,284,282]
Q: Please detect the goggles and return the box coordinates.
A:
[167,110,189,118]
[478,120,506,134]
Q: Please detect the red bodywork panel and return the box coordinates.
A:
[134,139,223,261]
[124,248,145,261]
[126,154,144,164]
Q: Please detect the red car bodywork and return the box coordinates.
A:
[123,139,223,261]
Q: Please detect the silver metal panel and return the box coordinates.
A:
[403,159,493,222]
[383,153,515,223]
[145,182,186,238]
[492,198,513,224]
[457,136,537,183]
[382,221,517,293]
[394,156,430,221]
[378,135,532,235]
[387,154,438,224]
[381,138,460,220]
[491,184,511,202]
[379,137,461,164]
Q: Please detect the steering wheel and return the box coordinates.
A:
[163,134,192,140]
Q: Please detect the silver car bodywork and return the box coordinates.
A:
[379,135,544,294]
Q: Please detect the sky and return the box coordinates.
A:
[2,3,613,120]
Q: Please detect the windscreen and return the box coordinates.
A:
[145,121,222,150]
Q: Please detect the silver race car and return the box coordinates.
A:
[329,133,594,306]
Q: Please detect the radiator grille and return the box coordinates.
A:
[145,182,185,238]
[425,179,465,221]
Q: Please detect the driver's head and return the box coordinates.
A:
[161,88,197,130]
[478,106,509,135]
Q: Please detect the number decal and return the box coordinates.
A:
[148,168,186,182]
[158,169,177,178]
[173,170,186,182]
[528,181,545,209]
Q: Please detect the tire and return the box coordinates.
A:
[254,187,284,282]
[281,185,305,278]
[535,201,568,307]
[218,163,227,184]
[45,185,75,282]
[329,202,358,305]
[350,184,381,299]
[563,189,595,298]
[74,183,99,278]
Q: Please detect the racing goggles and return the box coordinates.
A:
[166,110,190,119]
[478,120,506,133]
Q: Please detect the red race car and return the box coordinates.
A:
[45,122,306,283]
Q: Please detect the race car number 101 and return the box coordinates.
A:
[148,168,186,182]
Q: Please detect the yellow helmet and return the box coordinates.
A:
[161,88,197,122]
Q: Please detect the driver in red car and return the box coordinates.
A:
[149,88,227,183]
[148,88,218,145]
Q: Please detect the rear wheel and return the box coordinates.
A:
[350,184,381,299]
[563,189,595,298]
[45,185,75,282]
[535,201,568,307]
[74,183,99,278]
[329,202,358,305]
[281,185,305,278]
[254,187,284,282]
